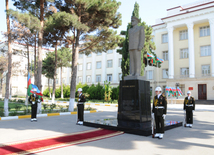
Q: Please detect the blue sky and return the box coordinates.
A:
[0,0,198,41]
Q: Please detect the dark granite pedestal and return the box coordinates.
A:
[83,79,183,136]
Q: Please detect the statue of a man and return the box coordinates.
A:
[128,16,145,76]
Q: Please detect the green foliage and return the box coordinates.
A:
[42,103,49,110]
[42,54,55,79]
[50,103,56,111]
[132,2,140,18]
[104,81,112,101]
[111,86,119,100]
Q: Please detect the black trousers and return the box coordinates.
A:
[77,104,84,121]
[155,115,164,133]
[186,110,193,124]
[31,105,37,119]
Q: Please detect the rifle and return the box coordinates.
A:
[152,113,155,138]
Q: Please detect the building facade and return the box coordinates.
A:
[150,0,214,100]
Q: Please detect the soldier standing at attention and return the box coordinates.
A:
[152,87,167,139]
[76,88,86,125]
[183,91,195,128]
[28,89,40,122]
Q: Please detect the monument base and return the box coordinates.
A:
[124,75,146,81]
[83,118,183,136]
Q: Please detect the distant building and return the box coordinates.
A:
[150,0,214,100]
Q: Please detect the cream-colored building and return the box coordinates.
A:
[149,0,214,100]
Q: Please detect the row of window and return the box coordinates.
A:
[161,26,210,43]
[162,45,211,60]
[78,58,122,71]
[77,73,122,83]
[78,50,114,59]
[147,65,210,79]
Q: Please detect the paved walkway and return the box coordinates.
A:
[0,106,214,155]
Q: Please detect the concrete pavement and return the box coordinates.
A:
[0,105,214,155]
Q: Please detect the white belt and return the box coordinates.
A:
[155,106,164,109]
[186,104,193,107]
[78,102,84,104]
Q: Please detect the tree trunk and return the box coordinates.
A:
[48,78,51,98]
[52,44,57,103]
[0,73,2,98]
[4,0,12,116]
[34,33,37,85]
[37,0,44,91]
[25,44,30,106]
[61,66,63,98]
[69,30,80,111]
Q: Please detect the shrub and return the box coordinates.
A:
[111,86,119,100]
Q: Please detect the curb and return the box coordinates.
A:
[0,110,100,121]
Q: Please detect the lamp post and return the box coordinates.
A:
[175,83,179,99]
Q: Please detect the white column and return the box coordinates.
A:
[113,50,118,83]
[209,18,214,77]
[167,26,174,79]
[187,22,195,78]
[91,53,96,84]
[82,54,86,83]
[102,52,106,83]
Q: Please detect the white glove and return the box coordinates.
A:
[151,113,154,119]
[163,114,166,119]
[32,102,35,105]
[192,110,194,112]
[38,99,40,102]
[78,99,80,101]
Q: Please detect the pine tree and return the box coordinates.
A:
[55,0,122,111]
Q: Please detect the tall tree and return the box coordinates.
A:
[0,56,8,98]
[118,2,157,79]
[42,54,55,98]
[57,47,72,98]
[4,0,12,116]
[55,0,122,111]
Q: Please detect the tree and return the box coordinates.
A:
[4,0,12,116]
[55,0,122,111]
[57,47,72,98]
[42,54,55,98]
[0,56,8,98]
[118,2,157,79]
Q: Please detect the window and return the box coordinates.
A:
[77,76,82,83]
[119,73,122,81]
[180,48,189,59]
[87,53,92,57]
[107,60,113,68]
[180,68,189,77]
[107,74,112,82]
[97,52,102,56]
[86,75,91,83]
[107,50,113,54]
[147,70,153,80]
[200,45,211,56]
[179,30,188,40]
[162,69,168,79]
[162,34,168,43]
[62,68,66,73]
[79,54,83,59]
[56,69,59,74]
[78,64,83,71]
[96,75,101,82]
[12,87,18,94]
[50,79,53,84]
[87,63,91,70]
[12,76,18,81]
[119,58,122,67]
[180,84,185,95]
[62,78,66,84]
[200,26,210,37]
[163,51,168,61]
[56,79,59,84]
[96,61,101,69]
[202,65,210,76]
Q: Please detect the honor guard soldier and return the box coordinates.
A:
[152,87,167,139]
[183,91,195,128]
[77,88,86,125]
[28,89,41,122]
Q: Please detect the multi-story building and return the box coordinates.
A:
[149,0,214,100]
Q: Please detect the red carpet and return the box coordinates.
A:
[0,129,123,155]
